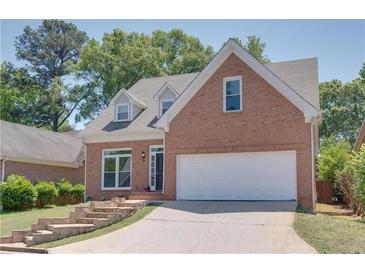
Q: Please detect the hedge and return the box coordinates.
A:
[0,175,37,210]
[35,181,58,208]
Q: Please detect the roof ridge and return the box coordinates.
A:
[266,57,318,65]
[139,72,199,81]
[0,120,81,140]
[130,58,317,83]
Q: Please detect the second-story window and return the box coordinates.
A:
[161,100,174,115]
[117,103,130,121]
[223,76,242,112]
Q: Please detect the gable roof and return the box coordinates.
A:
[111,88,147,109]
[153,82,179,99]
[80,73,198,137]
[156,39,320,131]
[81,42,320,138]
[0,120,84,167]
[354,118,365,151]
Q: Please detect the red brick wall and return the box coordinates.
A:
[3,160,84,184]
[164,53,315,209]
[85,139,163,200]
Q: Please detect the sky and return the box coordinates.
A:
[1,19,364,128]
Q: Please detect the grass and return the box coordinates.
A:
[34,203,161,249]
[0,203,89,237]
[294,205,365,254]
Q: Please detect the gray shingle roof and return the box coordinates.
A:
[81,73,198,136]
[0,120,83,164]
[81,57,319,136]
[266,57,319,109]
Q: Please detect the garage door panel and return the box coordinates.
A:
[177,151,297,201]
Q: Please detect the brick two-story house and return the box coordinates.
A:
[80,39,320,210]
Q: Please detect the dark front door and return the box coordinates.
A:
[156,153,164,191]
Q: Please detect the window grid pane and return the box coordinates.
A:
[117,105,129,120]
[162,101,173,114]
[226,80,240,95]
[118,172,131,188]
[104,150,131,156]
[226,95,241,111]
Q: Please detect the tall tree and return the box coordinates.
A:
[320,63,365,144]
[12,20,93,131]
[231,35,270,64]
[78,28,215,115]
[151,29,215,75]
[0,62,42,125]
[15,20,88,88]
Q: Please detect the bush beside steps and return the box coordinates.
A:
[0,175,85,211]
[0,197,148,251]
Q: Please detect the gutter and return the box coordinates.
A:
[0,155,82,169]
[1,156,8,182]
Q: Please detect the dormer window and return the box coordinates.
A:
[154,82,179,118]
[116,103,130,121]
[161,99,174,116]
[223,76,242,112]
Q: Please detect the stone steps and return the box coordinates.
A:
[0,242,48,253]
[46,223,96,236]
[0,198,148,252]
[77,217,112,226]
[93,206,134,213]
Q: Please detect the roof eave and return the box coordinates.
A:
[354,119,365,151]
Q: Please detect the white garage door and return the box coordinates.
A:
[177,151,297,201]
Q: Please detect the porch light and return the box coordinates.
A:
[141,151,145,161]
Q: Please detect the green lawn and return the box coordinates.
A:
[0,203,89,237]
[34,203,160,249]
[294,206,365,254]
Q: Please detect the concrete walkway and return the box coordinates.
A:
[50,201,316,254]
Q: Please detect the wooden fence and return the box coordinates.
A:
[316,180,333,204]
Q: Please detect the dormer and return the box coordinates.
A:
[153,82,179,118]
[112,89,147,122]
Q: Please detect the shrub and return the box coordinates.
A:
[0,175,37,210]
[35,181,58,207]
[57,178,73,197]
[71,184,85,203]
[337,166,362,215]
[353,145,365,216]
[55,178,80,205]
[318,139,351,195]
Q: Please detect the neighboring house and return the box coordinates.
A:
[0,120,84,184]
[80,39,320,210]
[354,118,365,151]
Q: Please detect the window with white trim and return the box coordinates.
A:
[102,149,131,189]
[116,104,130,121]
[161,100,174,116]
[223,76,242,112]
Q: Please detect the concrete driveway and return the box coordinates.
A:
[50,201,316,254]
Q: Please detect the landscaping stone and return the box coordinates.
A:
[0,198,148,253]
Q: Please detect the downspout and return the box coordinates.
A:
[162,131,166,195]
[83,138,87,202]
[1,156,8,182]
[310,116,321,211]
[310,123,316,210]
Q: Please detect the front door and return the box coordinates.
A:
[149,146,164,191]
[156,153,164,191]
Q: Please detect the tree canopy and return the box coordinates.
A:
[77,28,215,110]
[15,20,88,88]
[231,36,270,64]
[1,20,94,132]
[319,63,365,145]
[0,62,42,126]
